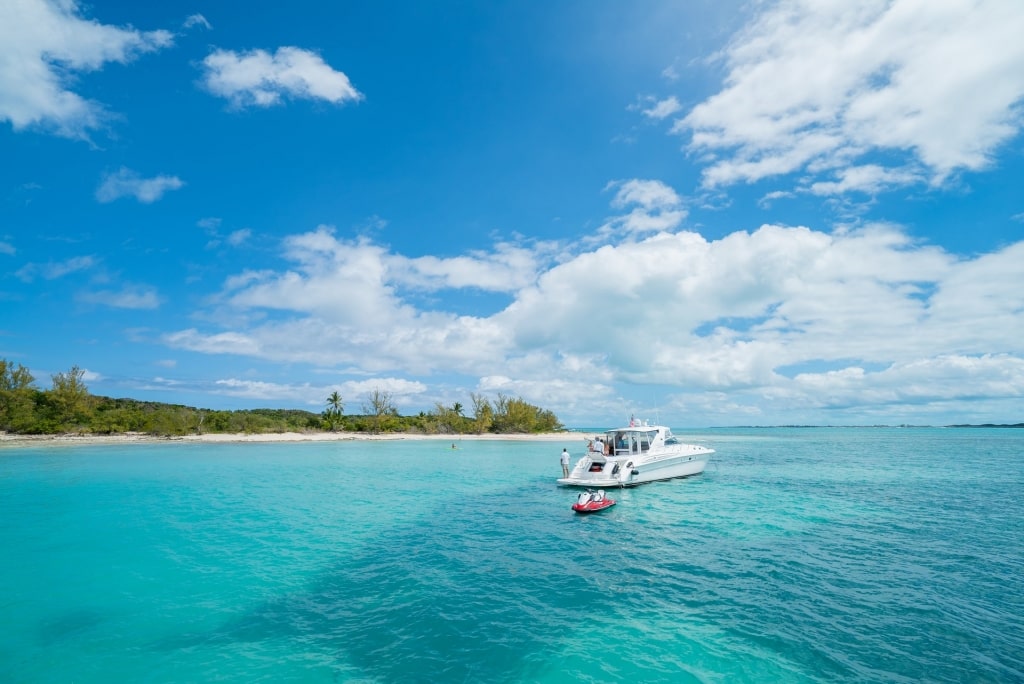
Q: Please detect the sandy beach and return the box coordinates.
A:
[0,430,589,448]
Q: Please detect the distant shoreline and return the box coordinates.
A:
[0,430,590,448]
[3,424,1020,449]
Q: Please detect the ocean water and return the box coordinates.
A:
[1,428,1022,683]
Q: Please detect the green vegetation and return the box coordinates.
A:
[0,359,564,437]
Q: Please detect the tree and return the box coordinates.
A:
[452,402,463,417]
[489,392,563,433]
[429,402,459,434]
[470,392,493,434]
[48,365,91,431]
[363,387,396,434]
[0,359,36,432]
[323,390,344,431]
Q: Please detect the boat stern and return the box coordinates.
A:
[557,454,631,487]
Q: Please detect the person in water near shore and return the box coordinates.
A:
[560,448,570,477]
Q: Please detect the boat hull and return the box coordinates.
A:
[557,451,711,488]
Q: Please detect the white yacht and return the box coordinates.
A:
[557,421,713,488]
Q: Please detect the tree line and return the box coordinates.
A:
[0,359,563,436]
[324,388,563,435]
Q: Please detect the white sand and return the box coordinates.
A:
[0,430,590,447]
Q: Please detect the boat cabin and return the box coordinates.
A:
[604,426,667,456]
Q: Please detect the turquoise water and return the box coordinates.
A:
[2,428,1022,683]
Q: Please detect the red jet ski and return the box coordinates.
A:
[572,489,616,514]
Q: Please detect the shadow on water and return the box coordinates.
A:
[36,608,105,646]
[156,478,638,682]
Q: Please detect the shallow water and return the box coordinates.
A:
[2,428,1022,682]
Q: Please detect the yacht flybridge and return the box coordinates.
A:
[557,421,713,488]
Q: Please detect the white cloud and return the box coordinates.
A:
[345,378,429,405]
[757,190,795,208]
[227,229,252,247]
[642,96,682,120]
[165,329,262,356]
[183,14,211,30]
[391,240,557,293]
[162,183,1024,424]
[16,255,97,282]
[0,0,172,137]
[70,368,102,383]
[96,167,184,203]
[676,0,1024,191]
[213,378,324,402]
[805,164,922,196]
[591,179,687,240]
[209,376,427,407]
[0,241,15,256]
[773,354,1024,418]
[201,47,363,108]
[611,178,682,211]
[77,285,161,309]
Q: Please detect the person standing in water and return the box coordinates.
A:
[560,448,571,477]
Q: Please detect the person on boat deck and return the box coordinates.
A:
[590,437,603,454]
[560,448,570,477]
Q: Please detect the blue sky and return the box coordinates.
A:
[2,0,1023,427]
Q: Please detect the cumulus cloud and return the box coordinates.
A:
[213,378,327,402]
[96,168,184,203]
[0,0,173,137]
[592,179,687,240]
[805,164,923,196]
[169,226,517,374]
[136,375,428,408]
[163,186,1024,423]
[391,240,558,293]
[200,47,363,108]
[675,0,1024,192]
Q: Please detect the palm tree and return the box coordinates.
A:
[452,402,463,417]
[324,391,344,431]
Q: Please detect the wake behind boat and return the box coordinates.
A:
[558,420,713,488]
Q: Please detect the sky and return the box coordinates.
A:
[2,0,1024,427]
